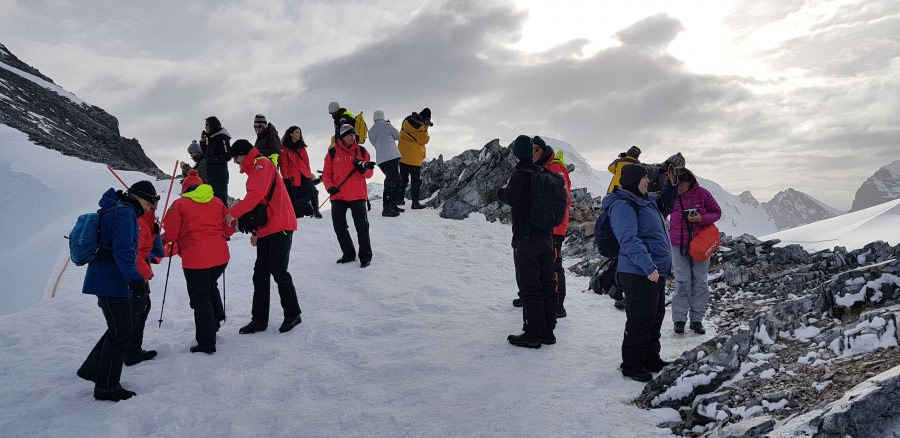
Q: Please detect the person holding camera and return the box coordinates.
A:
[670,167,721,335]
[224,140,302,335]
[606,145,641,194]
[397,108,432,209]
[199,116,230,207]
[323,124,375,268]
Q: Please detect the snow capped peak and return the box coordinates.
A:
[850,160,900,212]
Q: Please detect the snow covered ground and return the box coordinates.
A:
[0,128,710,436]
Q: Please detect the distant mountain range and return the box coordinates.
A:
[851,160,900,212]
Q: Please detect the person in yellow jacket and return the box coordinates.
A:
[397,108,432,209]
[606,145,641,194]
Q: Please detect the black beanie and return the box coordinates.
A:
[627,145,641,159]
[619,164,648,193]
[229,139,254,158]
[128,180,160,203]
[532,136,547,150]
[511,135,534,159]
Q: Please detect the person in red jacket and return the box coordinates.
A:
[280,126,322,219]
[224,140,303,335]
[125,203,163,366]
[323,124,375,268]
[162,172,234,353]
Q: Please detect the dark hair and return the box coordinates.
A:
[205,116,222,133]
[281,125,307,149]
[677,167,697,188]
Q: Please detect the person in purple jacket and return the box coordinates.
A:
[669,168,722,335]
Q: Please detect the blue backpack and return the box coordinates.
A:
[68,205,119,266]
[594,199,638,258]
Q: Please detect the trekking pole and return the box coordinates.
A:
[222,270,226,317]
[160,161,179,226]
[157,244,174,328]
[317,167,358,210]
[106,166,129,189]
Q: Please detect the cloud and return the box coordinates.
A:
[614,13,685,50]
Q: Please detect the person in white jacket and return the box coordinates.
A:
[367,110,403,217]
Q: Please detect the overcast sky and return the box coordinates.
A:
[2,0,898,210]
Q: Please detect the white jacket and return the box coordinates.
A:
[367,120,401,165]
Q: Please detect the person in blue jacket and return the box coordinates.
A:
[601,164,676,382]
[77,181,159,401]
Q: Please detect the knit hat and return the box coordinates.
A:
[619,164,648,193]
[420,107,433,126]
[626,145,641,159]
[187,140,201,154]
[181,169,203,194]
[328,101,340,114]
[511,135,534,159]
[253,114,267,127]
[373,110,385,122]
[666,152,685,168]
[229,139,254,158]
[532,135,547,150]
[128,180,160,203]
[339,124,355,138]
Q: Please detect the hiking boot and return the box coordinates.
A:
[279,315,302,333]
[621,368,653,382]
[239,320,267,334]
[613,299,627,310]
[360,260,371,268]
[93,384,136,402]
[393,205,405,213]
[507,332,542,349]
[336,256,356,264]
[411,201,425,209]
[314,211,323,219]
[123,350,157,366]
[646,358,671,373]
[397,199,405,206]
[541,331,556,345]
[382,209,399,217]
[690,321,706,334]
[512,298,523,307]
[76,368,96,383]
[190,344,216,354]
[556,304,567,318]
[674,321,685,334]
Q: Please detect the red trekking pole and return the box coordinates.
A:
[160,161,179,225]
[107,166,129,189]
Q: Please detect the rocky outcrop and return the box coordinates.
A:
[850,160,900,212]
[0,43,162,176]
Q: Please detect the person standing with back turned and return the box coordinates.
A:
[397,108,431,209]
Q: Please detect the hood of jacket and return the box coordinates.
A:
[181,184,215,203]
[535,145,555,168]
[210,128,231,139]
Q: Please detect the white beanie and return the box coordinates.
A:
[328,101,340,114]
[373,110,385,122]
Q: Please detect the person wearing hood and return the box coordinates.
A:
[200,116,231,207]
[498,135,558,349]
[280,125,322,219]
[162,171,235,354]
[367,110,403,217]
[253,114,282,165]
[125,195,164,367]
[601,163,677,382]
[77,181,159,401]
[397,108,431,209]
[181,140,207,182]
[224,140,302,335]
[669,167,721,335]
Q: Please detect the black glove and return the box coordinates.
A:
[364,161,376,170]
[327,187,340,195]
[153,222,160,235]
[128,280,150,296]
[313,177,322,186]
[355,161,367,174]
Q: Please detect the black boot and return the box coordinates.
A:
[411,201,425,209]
[94,384,137,401]
[541,331,556,345]
[674,321,686,334]
[556,303,567,318]
[512,298,523,307]
[336,255,356,264]
[382,209,399,217]
[76,368,96,382]
[123,350,157,366]
[621,368,653,382]
[190,344,216,354]
[690,321,706,334]
[279,314,302,333]
[646,358,671,373]
[507,332,542,349]
[239,320,267,334]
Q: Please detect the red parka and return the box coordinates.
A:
[136,210,158,281]
[322,139,373,202]
[229,148,297,238]
[545,159,572,236]
[162,184,234,269]
[279,144,312,187]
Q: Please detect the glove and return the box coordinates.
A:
[353,158,366,174]
[313,177,322,186]
[364,161,376,170]
[153,222,160,235]
[327,187,340,195]
[128,280,150,296]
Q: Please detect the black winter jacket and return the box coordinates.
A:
[498,160,552,243]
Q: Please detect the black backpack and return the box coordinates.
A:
[594,198,638,258]
[518,167,567,231]
[589,258,623,301]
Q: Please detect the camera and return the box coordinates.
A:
[682,208,698,218]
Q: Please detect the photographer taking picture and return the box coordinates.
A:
[323,124,376,268]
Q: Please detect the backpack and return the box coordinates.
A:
[355,112,368,144]
[589,258,623,301]
[594,199,638,258]
[519,166,568,231]
[68,205,119,266]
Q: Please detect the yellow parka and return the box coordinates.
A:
[606,155,640,194]
[398,115,430,166]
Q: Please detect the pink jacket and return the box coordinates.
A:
[669,184,721,247]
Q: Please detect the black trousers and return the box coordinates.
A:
[399,163,422,202]
[553,234,566,305]
[207,163,229,207]
[513,236,557,335]
[331,200,372,262]
[126,291,151,355]
[252,231,301,324]
[81,296,133,389]
[378,158,402,211]
[619,272,667,372]
[184,264,227,347]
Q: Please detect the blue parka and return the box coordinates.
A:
[601,183,676,277]
[82,188,143,297]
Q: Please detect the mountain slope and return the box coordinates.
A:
[762,188,842,230]
[851,160,900,212]
[0,43,161,176]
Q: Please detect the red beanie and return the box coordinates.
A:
[182,169,203,194]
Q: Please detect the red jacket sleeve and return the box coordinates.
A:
[323,150,336,190]
[230,159,276,218]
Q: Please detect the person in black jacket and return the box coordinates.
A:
[200,116,230,207]
[497,135,557,348]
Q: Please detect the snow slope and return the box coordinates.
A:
[1,131,710,437]
[762,197,900,252]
